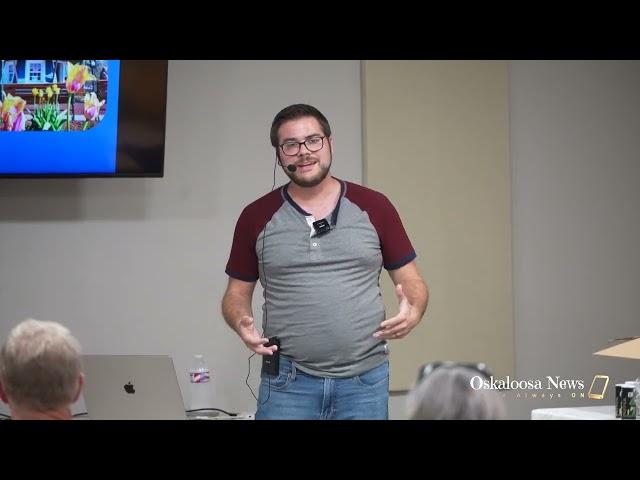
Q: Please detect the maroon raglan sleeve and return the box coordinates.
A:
[225,189,285,282]
[345,182,416,270]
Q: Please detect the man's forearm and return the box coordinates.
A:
[403,278,429,320]
[221,293,253,333]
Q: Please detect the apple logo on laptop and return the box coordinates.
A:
[124,381,136,394]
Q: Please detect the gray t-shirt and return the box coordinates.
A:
[226,179,416,377]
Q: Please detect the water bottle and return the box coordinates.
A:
[189,354,214,412]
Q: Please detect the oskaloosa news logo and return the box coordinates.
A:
[469,374,610,400]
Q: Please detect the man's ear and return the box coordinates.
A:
[72,373,85,403]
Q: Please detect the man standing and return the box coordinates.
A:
[222,104,428,419]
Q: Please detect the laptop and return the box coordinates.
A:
[80,355,187,420]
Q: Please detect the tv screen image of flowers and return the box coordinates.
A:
[0,60,121,175]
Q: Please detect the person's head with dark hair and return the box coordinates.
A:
[0,319,84,420]
[406,363,507,420]
[270,104,332,149]
[270,104,334,188]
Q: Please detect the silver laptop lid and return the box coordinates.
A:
[81,355,186,420]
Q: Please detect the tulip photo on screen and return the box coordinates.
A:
[0,60,167,177]
[0,60,108,132]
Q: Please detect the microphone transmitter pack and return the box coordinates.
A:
[312,219,331,236]
[262,336,281,376]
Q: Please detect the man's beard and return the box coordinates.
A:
[284,154,332,188]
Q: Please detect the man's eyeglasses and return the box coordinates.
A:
[280,136,325,156]
[416,361,493,384]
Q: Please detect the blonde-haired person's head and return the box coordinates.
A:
[406,365,507,420]
[0,319,84,419]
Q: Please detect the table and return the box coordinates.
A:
[531,405,617,420]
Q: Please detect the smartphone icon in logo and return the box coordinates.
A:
[588,375,609,399]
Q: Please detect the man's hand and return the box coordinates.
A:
[373,284,421,340]
[237,315,278,355]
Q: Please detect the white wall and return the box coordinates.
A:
[508,60,640,418]
[0,60,362,415]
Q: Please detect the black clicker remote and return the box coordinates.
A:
[261,336,280,376]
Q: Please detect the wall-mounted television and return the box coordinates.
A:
[0,60,167,177]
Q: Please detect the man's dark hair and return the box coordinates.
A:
[270,104,332,148]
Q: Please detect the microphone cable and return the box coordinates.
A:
[246,153,279,405]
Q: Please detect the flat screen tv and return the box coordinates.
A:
[0,60,167,177]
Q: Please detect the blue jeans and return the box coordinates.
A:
[255,356,389,420]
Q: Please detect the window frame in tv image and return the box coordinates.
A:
[0,60,167,178]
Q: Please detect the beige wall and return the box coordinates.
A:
[362,61,514,391]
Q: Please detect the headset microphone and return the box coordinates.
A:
[286,164,297,172]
